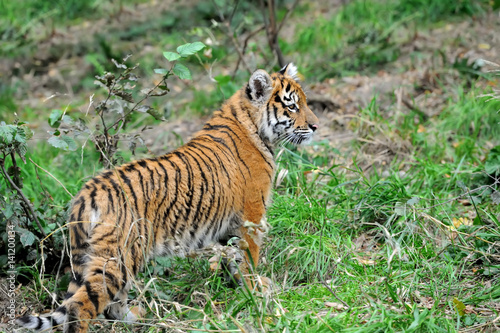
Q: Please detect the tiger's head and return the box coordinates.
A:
[245,63,319,146]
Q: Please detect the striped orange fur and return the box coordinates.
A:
[17,63,319,332]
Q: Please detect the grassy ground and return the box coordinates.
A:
[2,0,500,332]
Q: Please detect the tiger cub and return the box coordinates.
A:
[17,63,319,332]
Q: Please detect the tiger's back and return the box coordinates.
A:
[17,63,318,332]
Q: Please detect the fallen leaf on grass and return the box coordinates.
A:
[414,291,435,309]
[354,257,376,265]
[465,305,476,314]
[457,198,472,206]
[324,302,347,310]
[453,297,466,316]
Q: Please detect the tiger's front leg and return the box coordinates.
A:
[235,197,272,291]
[236,220,271,292]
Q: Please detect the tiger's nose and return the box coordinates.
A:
[309,123,319,132]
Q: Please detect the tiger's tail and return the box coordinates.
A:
[16,305,68,331]
[16,251,127,332]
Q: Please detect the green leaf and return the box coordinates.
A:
[0,124,15,143]
[48,135,77,151]
[13,127,27,143]
[16,142,28,160]
[176,42,206,57]
[407,197,420,206]
[147,108,165,121]
[136,105,152,113]
[163,52,181,62]
[214,74,232,85]
[173,63,191,80]
[485,146,500,175]
[62,115,75,126]
[385,279,399,303]
[154,68,170,75]
[20,229,36,247]
[49,109,64,128]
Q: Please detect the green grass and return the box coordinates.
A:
[284,0,495,79]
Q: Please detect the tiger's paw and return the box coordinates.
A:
[209,245,245,287]
[128,305,146,321]
[242,274,273,294]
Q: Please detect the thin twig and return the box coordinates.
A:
[29,157,74,198]
[232,25,265,77]
[211,0,252,74]
[227,24,252,74]
[106,70,170,130]
[228,0,240,25]
[276,0,300,36]
[260,0,285,67]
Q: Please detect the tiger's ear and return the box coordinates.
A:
[247,69,273,105]
[279,63,299,81]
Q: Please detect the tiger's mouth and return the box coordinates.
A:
[278,128,315,146]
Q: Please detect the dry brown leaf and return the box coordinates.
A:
[324,302,347,310]
[354,257,376,265]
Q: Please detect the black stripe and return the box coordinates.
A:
[76,197,85,222]
[72,271,84,285]
[184,147,214,224]
[108,177,124,223]
[203,123,241,141]
[265,101,272,128]
[146,166,155,200]
[274,95,287,109]
[120,252,128,285]
[118,169,140,214]
[198,134,248,179]
[245,84,252,100]
[160,157,181,237]
[131,244,140,274]
[101,171,113,179]
[90,229,117,244]
[56,305,67,315]
[85,281,100,313]
[154,161,170,234]
[202,124,251,177]
[35,316,45,330]
[188,141,231,182]
[71,228,85,249]
[93,268,120,291]
[72,253,87,266]
[175,151,197,226]
[135,166,147,213]
[102,184,114,213]
[89,184,98,211]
